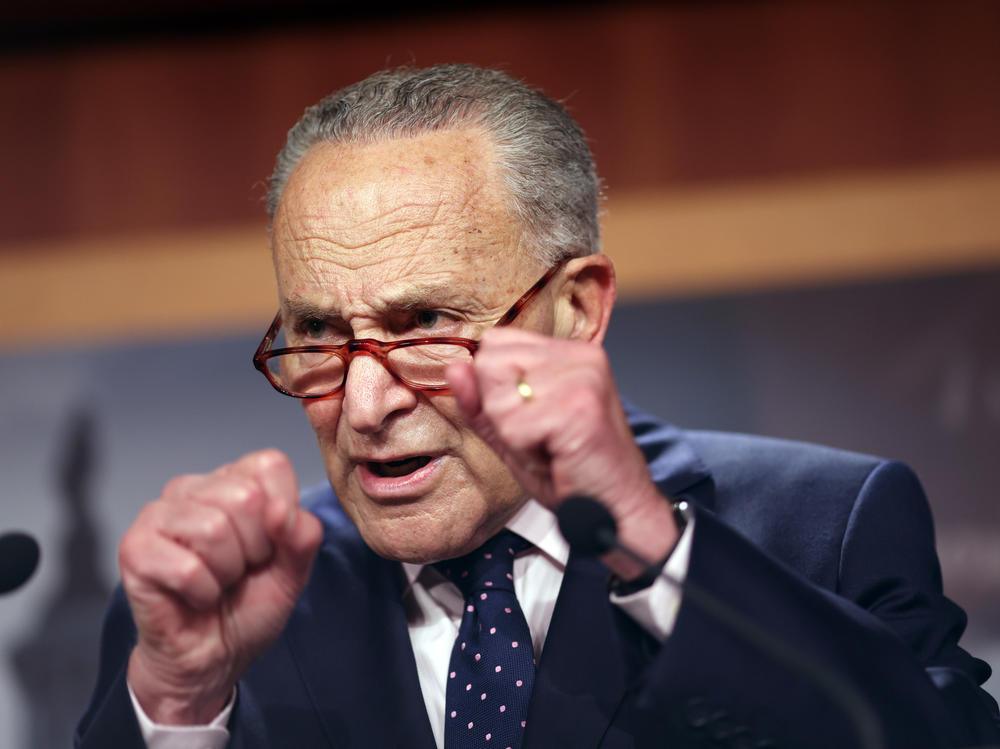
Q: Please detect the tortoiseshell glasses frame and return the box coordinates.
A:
[252,259,568,399]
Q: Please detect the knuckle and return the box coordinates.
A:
[199,510,232,546]
[119,567,141,596]
[118,505,159,566]
[117,530,142,569]
[578,384,604,412]
[161,474,200,499]
[240,448,292,483]
[213,462,236,478]
[255,447,291,472]
[227,478,265,515]
[174,555,206,591]
[576,352,605,380]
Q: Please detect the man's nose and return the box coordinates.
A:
[341,352,418,434]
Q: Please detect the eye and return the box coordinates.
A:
[414,310,441,330]
[294,317,347,344]
[304,318,328,337]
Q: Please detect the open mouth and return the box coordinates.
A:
[367,456,433,478]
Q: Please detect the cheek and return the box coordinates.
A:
[434,399,517,493]
[302,399,343,451]
[459,432,525,509]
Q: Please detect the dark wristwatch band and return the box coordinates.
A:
[607,499,690,596]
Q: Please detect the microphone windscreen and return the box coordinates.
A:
[0,532,40,594]
[556,496,618,556]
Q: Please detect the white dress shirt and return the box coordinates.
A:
[131,499,694,749]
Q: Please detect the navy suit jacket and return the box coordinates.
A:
[77,406,1000,748]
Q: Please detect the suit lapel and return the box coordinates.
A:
[284,531,437,749]
[523,551,620,748]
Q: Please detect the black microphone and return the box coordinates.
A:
[0,531,41,594]
[556,496,883,749]
[557,495,618,556]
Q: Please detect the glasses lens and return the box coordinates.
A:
[387,343,473,387]
[266,351,345,397]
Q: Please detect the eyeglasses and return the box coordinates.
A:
[252,260,566,399]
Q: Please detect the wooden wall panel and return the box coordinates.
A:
[1,0,999,247]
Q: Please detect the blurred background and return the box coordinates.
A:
[1,1,999,746]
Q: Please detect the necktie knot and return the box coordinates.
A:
[434,530,530,599]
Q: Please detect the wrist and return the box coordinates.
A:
[127,647,233,725]
[607,499,689,594]
[600,489,682,582]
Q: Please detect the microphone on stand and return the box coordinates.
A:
[556,495,883,749]
[0,531,41,594]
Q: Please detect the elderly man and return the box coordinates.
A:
[77,64,998,748]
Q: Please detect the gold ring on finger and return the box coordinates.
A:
[516,379,534,402]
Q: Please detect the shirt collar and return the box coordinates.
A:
[401,498,569,588]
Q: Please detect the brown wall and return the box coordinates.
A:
[3,0,999,244]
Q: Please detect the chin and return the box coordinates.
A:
[341,498,478,564]
[328,461,525,563]
[359,521,477,564]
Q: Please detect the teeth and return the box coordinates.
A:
[369,456,432,478]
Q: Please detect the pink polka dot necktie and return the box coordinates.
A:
[434,530,534,749]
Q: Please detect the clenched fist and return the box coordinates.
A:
[447,327,679,581]
[120,449,323,724]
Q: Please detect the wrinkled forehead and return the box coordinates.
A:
[269,130,536,307]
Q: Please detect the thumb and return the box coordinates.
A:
[270,508,323,594]
[445,360,511,459]
[445,360,482,423]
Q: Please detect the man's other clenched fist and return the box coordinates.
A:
[119,449,322,725]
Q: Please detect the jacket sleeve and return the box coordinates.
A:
[73,587,148,748]
[635,460,1000,748]
[76,588,259,748]
[837,460,1000,742]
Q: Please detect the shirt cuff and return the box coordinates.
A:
[609,512,695,641]
[127,681,233,749]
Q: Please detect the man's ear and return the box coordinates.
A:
[555,254,616,344]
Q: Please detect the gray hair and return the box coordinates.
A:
[266,63,601,264]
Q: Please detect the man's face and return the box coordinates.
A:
[270,129,553,563]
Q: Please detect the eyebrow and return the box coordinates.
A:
[281,282,485,321]
[281,299,339,322]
